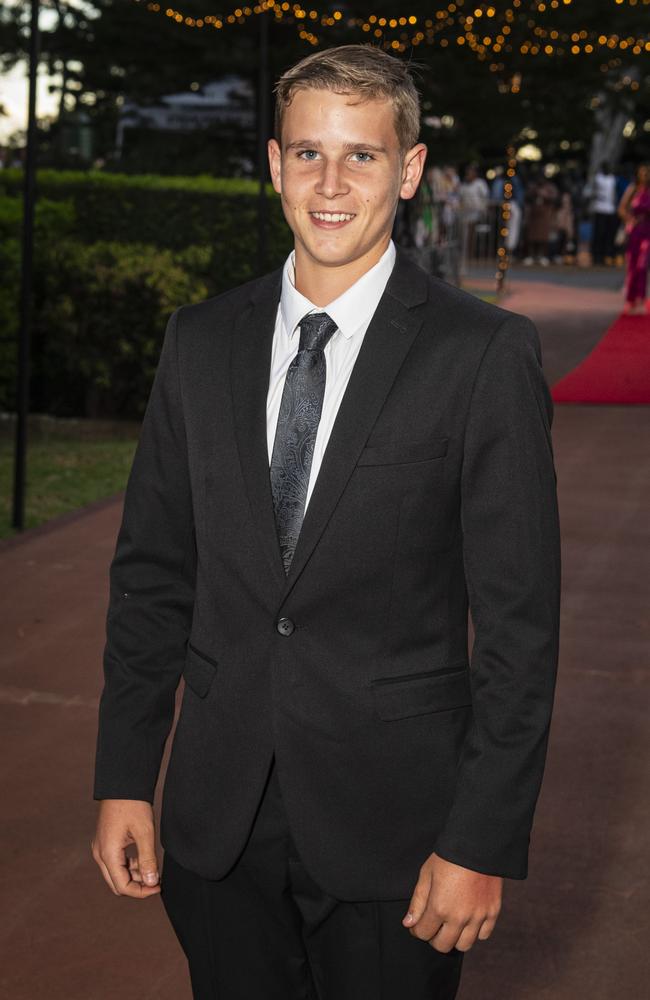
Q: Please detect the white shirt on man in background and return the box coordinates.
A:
[591,172,618,215]
[460,176,489,222]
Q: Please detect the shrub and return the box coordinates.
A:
[0,169,292,264]
[0,170,294,417]
[31,240,211,418]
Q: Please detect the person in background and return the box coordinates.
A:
[567,167,594,267]
[614,164,634,267]
[522,170,559,266]
[459,163,489,262]
[588,162,619,266]
[439,164,461,238]
[411,165,441,274]
[436,165,462,284]
[615,164,632,208]
[618,163,650,315]
[552,175,575,265]
[413,165,465,278]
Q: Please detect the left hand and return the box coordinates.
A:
[402,852,503,953]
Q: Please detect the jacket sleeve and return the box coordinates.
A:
[434,314,561,879]
[93,307,196,803]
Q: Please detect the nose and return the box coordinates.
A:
[314,159,350,200]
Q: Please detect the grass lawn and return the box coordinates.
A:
[0,422,139,540]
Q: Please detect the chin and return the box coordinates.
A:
[302,241,355,266]
[316,251,362,270]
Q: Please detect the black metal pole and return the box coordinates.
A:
[12,0,40,531]
[257,7,269,275]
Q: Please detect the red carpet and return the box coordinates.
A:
[552,312,650,404]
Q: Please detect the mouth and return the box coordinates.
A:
[309,211,356,229]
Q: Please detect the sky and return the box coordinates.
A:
[0,61,60,142]
[0,3,60,143]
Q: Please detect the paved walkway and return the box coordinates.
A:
[1,274,648,999]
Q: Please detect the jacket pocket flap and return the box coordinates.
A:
[357,437,448,467]
[183,643,218,698]
[372,667,471,721]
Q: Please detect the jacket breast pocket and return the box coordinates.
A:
[357,437,448,467]
[371,666,471,721]
[183,642,218,698]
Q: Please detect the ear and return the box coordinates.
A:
[399,143,428,201]
[268,138,282,195]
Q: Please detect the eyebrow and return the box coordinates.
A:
[285,139,388,154]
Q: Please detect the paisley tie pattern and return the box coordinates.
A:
[270,312,338,574]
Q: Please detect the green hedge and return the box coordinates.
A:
[0,170,294,418]
[0,194,76,241]
[0,168,292,258]
[2,237,211,418]
[38,240,215,418]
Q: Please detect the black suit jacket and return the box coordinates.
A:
[93,248,561,900]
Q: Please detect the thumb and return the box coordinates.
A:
[403,866,432,927]
[134,825,159,887]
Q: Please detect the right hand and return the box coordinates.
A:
[91,799,161,898]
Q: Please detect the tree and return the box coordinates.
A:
[1,0,648,171]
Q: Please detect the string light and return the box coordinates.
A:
[128,0,648,294]
[496,145,517,294]
[131,1,650,65]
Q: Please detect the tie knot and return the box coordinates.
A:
[298,312,338,354]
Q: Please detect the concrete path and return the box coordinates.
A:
[1,274,648,999]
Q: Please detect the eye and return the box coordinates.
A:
[297,149,319,160]
[351,152,374,163]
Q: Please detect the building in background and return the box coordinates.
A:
[115,76,255,176]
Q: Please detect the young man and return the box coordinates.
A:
[92,45,561,1000]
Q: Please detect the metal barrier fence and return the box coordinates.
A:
[393,198,462,286]
[394,199,511,290]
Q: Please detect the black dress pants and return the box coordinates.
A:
[160,755,464,1000]
[592,212,618,263]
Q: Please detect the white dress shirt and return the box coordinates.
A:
[592,172,617,215]
[266,239,397,511]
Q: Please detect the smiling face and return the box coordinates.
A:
[268,87,427,301]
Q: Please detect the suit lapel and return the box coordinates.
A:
[230,266,287,592]
[282,250,429,599]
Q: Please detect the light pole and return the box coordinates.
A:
[12,0,40,530]
[257,4,269,275]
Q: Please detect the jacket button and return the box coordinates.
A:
[276,617,295,636]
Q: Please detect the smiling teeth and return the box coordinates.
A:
[312,212,355,222]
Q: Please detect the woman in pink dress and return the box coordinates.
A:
[618,163,650,314]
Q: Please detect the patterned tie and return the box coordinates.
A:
[270,311,338,574]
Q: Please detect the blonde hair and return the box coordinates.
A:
[273,44,422,155]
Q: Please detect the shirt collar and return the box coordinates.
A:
[280,240,397,342]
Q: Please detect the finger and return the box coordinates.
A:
[477,915,499,941]
[104,849,161,899]
[92,838,120,895]
[95,855,120,895]
[402,867,433,927]
[134,826,160,888]
[409,908,444,942]
[428,919,465,954]
[454,920,481,953]
[128,856,143,884]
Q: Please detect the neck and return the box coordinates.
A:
[293,238,391,307]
